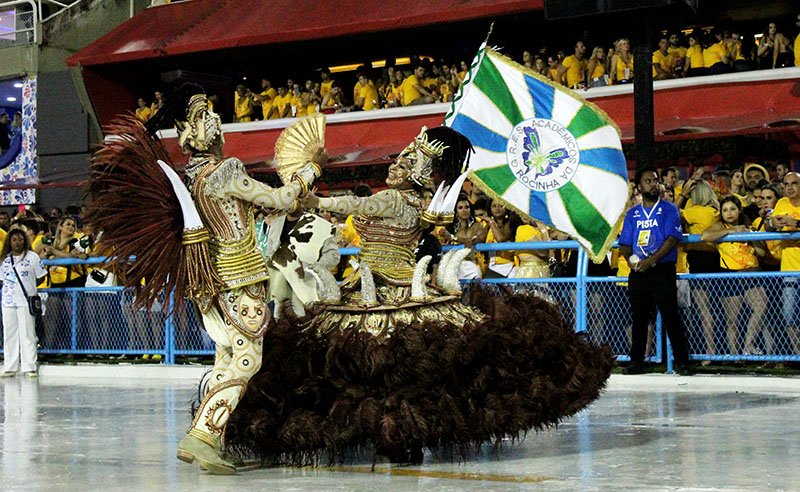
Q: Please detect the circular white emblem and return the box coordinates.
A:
[506,118,580,192]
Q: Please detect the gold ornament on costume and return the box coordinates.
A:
[205,398,234,433]
[176,94,224,152]
[274,113,326,185]
[399,127,448,187]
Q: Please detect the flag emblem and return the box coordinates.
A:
[510,118,579,192]
[445,48,629,261]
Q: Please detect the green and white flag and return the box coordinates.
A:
[445,48,628,262]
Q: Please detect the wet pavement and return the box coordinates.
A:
[1,370,799,491]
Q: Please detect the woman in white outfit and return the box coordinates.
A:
[0,229,47,378]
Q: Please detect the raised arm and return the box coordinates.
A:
[306,189,405,218]
[205,157,321,210]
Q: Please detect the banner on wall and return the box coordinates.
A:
[0,76,37,205]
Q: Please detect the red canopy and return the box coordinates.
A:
[67,0,541,67]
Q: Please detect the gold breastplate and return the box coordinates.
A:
[188,157,268,290]
[353,215,420,285]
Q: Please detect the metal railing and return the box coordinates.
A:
[0,0,37,46]
[1,231,798,371]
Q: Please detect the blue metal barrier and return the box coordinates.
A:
[1,231,798,369]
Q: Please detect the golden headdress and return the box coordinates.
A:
[399,127,449,187]
[176,93,224,152]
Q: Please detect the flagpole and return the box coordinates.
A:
[484,21,494,46]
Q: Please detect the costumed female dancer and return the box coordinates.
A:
[221,127,614,465]
[84,84,324,474]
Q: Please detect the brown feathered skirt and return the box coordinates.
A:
[220,285,614,465]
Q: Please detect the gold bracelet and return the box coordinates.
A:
[291,173,309,197]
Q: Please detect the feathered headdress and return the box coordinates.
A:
[417,126,474,225]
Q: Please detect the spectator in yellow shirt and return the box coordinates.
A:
[354,73,379,111]
[557,41,588,89]
[320,68,335,99]
[795,14,800,67]
[684,33,705,77]
[547,55,563,84]
[610,38,634,84]
[233,84,254,123]
[667,32,688,76]
[586,46,607,88]
[294,91,318,117]
[268,87,292,119]
[703,30,731,75]
[401,66,435,106]
[766,172,800,355]
[652,36,676,80]
[135,98,151,122]
[320,83,344,113]
[252,79,277,120]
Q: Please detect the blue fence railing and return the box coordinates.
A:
[1,231,798,372]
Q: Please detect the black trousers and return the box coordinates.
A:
[627,262,688,365]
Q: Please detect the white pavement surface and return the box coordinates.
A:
[1,366,799,491]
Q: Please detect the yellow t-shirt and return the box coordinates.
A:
[272,94,292,118]
[667,45,687,62]
[400,75,422,106]
[561,55,587,88]
[772,197,800,271]
[486,227,514,265]
[320,80,333,98]
[795,33,800,67]
[549,67,560,83]
[675,247,688,273]
[718,234,758,270]
[259,87,277,120]
[702,41,726,67]
[590,60,605,79]
[751,217,782,263]
[150,103,161,116]
[614,55,634,82]
[422,77,438,91]
[686,45,704,69]
[652,50,675,77]
[514,224,546,265]
[358,82,379,111]
[234,92,252,122]
[47,235,84,285]
[135,106,152,122]
[682,205,719,252]
[295,102,309,118]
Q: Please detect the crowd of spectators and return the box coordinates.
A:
[0,205,178,360]
[0,158,798,362]
[132,15,800,123]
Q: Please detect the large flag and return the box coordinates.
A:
[445,47,628,262]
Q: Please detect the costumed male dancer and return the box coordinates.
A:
[85,84,325,474]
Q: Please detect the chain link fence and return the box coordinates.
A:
[0,7,36,47]
[1,252,799,365]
